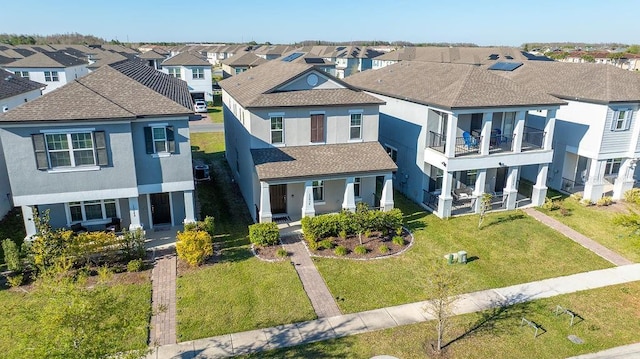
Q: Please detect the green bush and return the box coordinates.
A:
[379,244,390,254]
[2,238,22,272]
[307,238,319,251]
[301,207,404,241]
[392,236,405,246]
[581,199,593,206]
[597,196,614,206]
[276,248,288,258]
[334,245,348,256]
[339,229,348,239]
[184,216,215,237]
[127,259,144,272]
[248,222,279,246]
[541,197,560,210]
[363,230,372,238]
[121,228,145,260]
[624,188,640,204]
[318,239,334,250]
[354,245,367,255]
[6,273,23,287]
[176,230,213,266]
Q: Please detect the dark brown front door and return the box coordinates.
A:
[310,114,325,143]
[150,193,171,225]
[270,184,287,214]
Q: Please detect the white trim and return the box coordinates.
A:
[137,181,194,194]
[40,128,96,133]
[169,192,175,225]
[0,116,190,129]
[151,153,172,158]
[268,112,285,117]
[13,187,139,206]
[146,194,153,229]
[148,122,169,127]
[348,109,364,114]
[47,166,100,173]
[64,198,121,226]
[309,111,326,115]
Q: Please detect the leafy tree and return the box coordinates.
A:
[478,193,493,229]
[580,54,595,63]
[523,43,529,52]
[424,260,463,354]
[627,45,640,54]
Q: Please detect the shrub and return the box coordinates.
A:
[121,228,145,260]
[2,238,22,273]
[392,236,405,246]
[570,193,583,201]
[248,222,279,246]
[276,248,288,258]
[624,188,640,204]
[354,245,367,255]
[318,239,334,250]
[541,197,560,210]
[334,245,348,256]
[339,229,348,239]
[6,273,23,288]
[302,207,405,241]
[395,227,403,236]
[97,265,113,283]
[379,244,390,254]
[176,230,213,266]
[363,230,372,238]
[127,259,144,272]
[307,238,319,251]
[581,199,593,206]
[184,217,216,237]
[597,196,614,206]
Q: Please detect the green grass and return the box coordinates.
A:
[243,282,640,359]
[207,106,223,123]
[314,193,613,313]
[538,196,640,262]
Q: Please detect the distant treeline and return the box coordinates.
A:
[0,33,108,45]
[522,42,631,50]
[293,40,478,47]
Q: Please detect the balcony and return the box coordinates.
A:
[428,131,481,156]
[428,127,546,158]
[522,126,545,151]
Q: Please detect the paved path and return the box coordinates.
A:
[148,263,640,358]
[567,342,640,359]
[149,249,178,346]
[280,232,342,318]
[523,208,633,266]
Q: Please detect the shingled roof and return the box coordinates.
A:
[162,52,210,66]
[345,61,565,110]
[138,49,167,60]
[221,51,267,67]
[219,60,383,108]
[0,60,193,122]
[0,69,44,100]
[87,51,128,70]
[372,46,545,65]
[4,51,87,68]
[252,142,397,181]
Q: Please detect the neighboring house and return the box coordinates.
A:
[559,51,640,71]
[275,50,337,77]
[346,61,565,218]
[86,51,128,72]
[492,61,640,202]
[219,60,397,223]
[0,60,196,238]
[1,51,89,94]
[253,45,294,60]
[220,52,267,78]
[138,49,168,70]
[161,52,213,102]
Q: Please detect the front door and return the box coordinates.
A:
[150,193,171,225]
[495,167,507,192]
[269,184,287,214]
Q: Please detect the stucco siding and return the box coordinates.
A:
[1,88,42,112]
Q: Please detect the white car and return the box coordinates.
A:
[194,100,207,113]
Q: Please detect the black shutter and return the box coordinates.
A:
[93,131,108,166]
[144,127,154,154]
[166,126,176,153]
[31,134,48,170]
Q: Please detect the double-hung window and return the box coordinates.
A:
[350,113,362,140]
[192,68,204,79]
[605,158,623,175]
[611,109,632,131]
[14,71,29,79]
[168,67,181,79]
[384,144,398,163]
[312,180,324,201]
[144,126,175,154]
[44,71,59,82]
[69,199,118,223]
[354,177,361,197]
[270,116,284,144]
[31,131,108,170]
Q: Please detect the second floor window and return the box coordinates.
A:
[168,68,181,79]
[310,114,325,143]
[31,131,108,170]
[270,117,283,144]
[611,110,632,131]
[144,126,176,154]
[350,113,362,140]
[14,71,29,79]
[44,71,59,82]
[192,68,204,79]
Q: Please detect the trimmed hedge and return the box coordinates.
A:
[176,230,213,266]
[301,207,403,241]
[248,222,280,246]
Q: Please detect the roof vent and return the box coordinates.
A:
[377,79,383,83]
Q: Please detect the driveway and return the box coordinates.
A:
[189,114,224,133]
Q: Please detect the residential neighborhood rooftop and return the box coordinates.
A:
[4,51,88,68]
[372,46,550,64]
[0,69,44,100]
[220,51,268,67]
[162,52,210,66]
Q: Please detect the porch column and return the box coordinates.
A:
[380,174,394,211]
[613,158,636,200]
[543,109,557,151]
[444,113,458,157]
[128,197,143,230]
[183,190,196,224]
[473,169,487,213]
[302,181,316,218]
[259,181,272,223]
[479,112,493,156]
[437,171,453,218]
[342,177,356,212]
[583,159,607,202]
[512,111,526,153]
[504,166,520,210]
[531,163,549,206]
[21,205,37,240]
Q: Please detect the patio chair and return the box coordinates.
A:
[462,131,478,149]
[105,217,121,232]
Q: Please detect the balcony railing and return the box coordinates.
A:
[422,190,439,210]
[428,131,481,156]
[522,126,546,151]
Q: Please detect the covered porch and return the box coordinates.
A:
[560,153,635,202]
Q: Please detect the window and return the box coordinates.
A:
[31,131,108,169]
[144,126,175,154]
[192,68,204,79]
[385,145,398,163]
[168,67,181,78]
[312,180,324,201]
[44,71,59,82]
[354,177,361,197]
[270,117,284,144]
[14,71,29,79]
[69,199,118,223]
[605,158,623,175]
[310,114,325,143]
[235,67,247,75]
[350,113,362,140]
[464,169,477,187]
[611,110,632,131]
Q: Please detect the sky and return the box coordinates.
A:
[1,0,637,46]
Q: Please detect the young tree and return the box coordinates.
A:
[478,193,493,229]
[424,260,463,354]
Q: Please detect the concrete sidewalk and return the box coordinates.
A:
[148,263,640,358]
[566,342,640,358]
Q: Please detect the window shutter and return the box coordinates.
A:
[144,127,154,154]
[625,111,633,130]
[166,126,176,153]
[310,116,317,142]
[93,131,108,166]
[31,134,48,170]
[610,111,618,131]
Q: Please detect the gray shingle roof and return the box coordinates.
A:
[4,51,87,68]
[86,52,128,69]
[249,88,383,108]
[373,46,541,65]
[252,142,398,181]
[345,61,565,110]
[162,52,210,66]
[138,49,167,60]
[221,52,267,67]
[0,69,44,100]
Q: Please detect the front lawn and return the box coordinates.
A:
[537,196,640,262]
[244,282,640,358]
[207,106,223,123]
[314,193,613,313]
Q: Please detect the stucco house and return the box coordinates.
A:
[138,49,168,70]
[0,60,196,238]
[219,60,397,223]
[346,61,565,218]
[220,52,267,78]
[161,52,213,102]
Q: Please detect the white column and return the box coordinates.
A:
[259,181,272,223]
[444,113,458,157]
[613,158,636,200]
[183,190,196,224]
[342,177,356,212]
[531,163,549,206]
[512,111,526,153]
[504,166,520,209]
[544,109,556,151]
[128,197,143,230]
[437,171,453,218]
[302,181,316,218]
[380,174,394,211]
[583,159,607,202]
[21,205,37,240]
[479,112,492,156]
[473,169,487,213]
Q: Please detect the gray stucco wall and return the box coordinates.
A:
[0,140,12,218]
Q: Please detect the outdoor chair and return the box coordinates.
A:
[462,131,478,149]
[105,217,121,232]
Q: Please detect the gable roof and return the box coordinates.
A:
[4,51,88,68]
[373,46,548,65]
[0,69,44,100]
[87,52,128,70]
[345,61,565,110]
[221,51,267,67]
[138,49,167,60]
[0,60,193,122]
[162,52,210,66]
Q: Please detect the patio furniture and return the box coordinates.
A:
[70,222,88,233]
[105,217,121,232]
[452,187,473,201]
[462,131,478,149]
